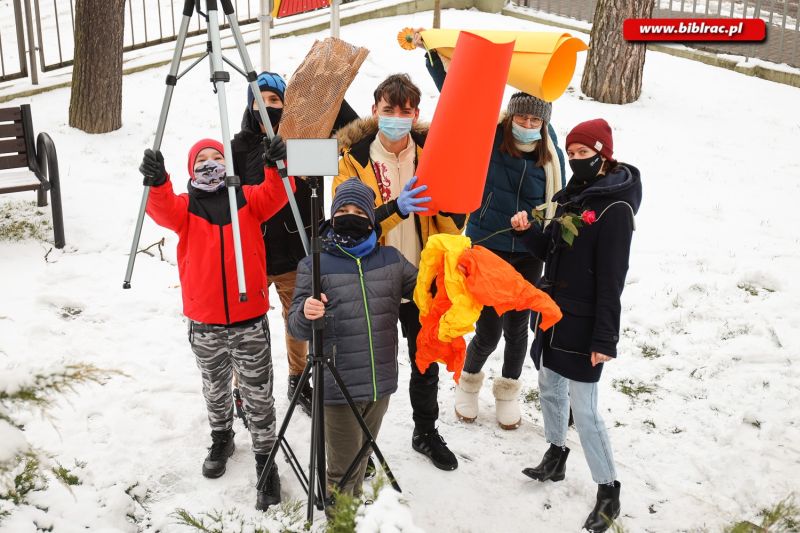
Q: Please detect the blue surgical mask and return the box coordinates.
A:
[378,116,413,141]
[511,121,542,144]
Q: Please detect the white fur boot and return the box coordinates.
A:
[493,377,522,430]
[454,371,484,422]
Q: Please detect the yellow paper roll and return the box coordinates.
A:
[419,30,588,102]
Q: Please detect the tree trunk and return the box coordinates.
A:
[68,0,125,133]
[580,0,653,104]
[433,0,441,29]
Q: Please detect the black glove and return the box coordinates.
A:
[263,134,286,165]
[139,149,167,187]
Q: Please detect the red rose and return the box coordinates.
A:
[581,210,597,225]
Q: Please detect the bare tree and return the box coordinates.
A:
[581,0,653,104]
[433,0,441,29]
[68,0,126,133]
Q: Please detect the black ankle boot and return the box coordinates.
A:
[255,454,281,511]
[522,443,569,482]
[287,375,312,416]
[583,481,621,532]
[202,429,235,478]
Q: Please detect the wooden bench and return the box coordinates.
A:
[0,104,64,248]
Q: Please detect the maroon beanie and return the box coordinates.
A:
[565,119,614,161]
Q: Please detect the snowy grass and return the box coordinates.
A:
[0,200,52,243]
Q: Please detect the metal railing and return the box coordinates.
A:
[513,0,800,68]
[32,0,266,72]
[0,0,29,83]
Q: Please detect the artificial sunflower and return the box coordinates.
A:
[397,27,416,50]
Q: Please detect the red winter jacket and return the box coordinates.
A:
[146,168,295,325]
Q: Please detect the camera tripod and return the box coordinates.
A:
[123,0,309,294]
[256,175,401,521]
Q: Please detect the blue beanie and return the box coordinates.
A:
[247,71,287,109]
[332,179,376,226]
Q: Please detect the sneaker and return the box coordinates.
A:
[411,429,458,471]
[202,429,235,478]
[288,375,312,416]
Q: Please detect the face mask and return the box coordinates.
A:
[568,153,603,181]
[333,213,372,240]
[251,106,283,128]
[192,159,226,192]
[511,121,542,144]
[378,116,413,142]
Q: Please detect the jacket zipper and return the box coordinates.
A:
[356,257,378,401]
[338,246,378,401]
[219,226,231,324]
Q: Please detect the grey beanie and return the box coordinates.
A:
[332,178,376,226]
[507,92,552,123]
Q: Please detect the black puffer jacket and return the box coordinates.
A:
[231,101,359,275]
[287,227,417,405]
[523,163,642,382]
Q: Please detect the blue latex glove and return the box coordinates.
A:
[397,176,431,216]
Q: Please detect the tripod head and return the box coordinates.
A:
[184,0,236,19]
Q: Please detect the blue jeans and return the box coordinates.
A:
[538,366,617,484]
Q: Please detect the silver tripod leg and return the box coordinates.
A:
[225,10,310,255]
[207,6,249,301]
[123,9,194,289]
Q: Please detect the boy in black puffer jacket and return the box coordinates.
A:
[288,178,417,500]
[232,71,359,414]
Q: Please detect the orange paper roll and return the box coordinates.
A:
[415,32,514,216]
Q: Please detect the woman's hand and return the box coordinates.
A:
[303,293,328,320]
[591,351,613,367]
[511,211,531,231]
[412,28,426,49]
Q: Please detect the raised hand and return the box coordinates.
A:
[139,149,167,187]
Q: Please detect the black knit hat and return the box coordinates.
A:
[332,178,376,226]
[507,92,552,123]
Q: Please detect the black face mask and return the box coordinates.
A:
[332,214,372,240]
[251,106,283,129]
[568,153,603,181]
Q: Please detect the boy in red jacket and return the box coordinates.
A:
[139,136,292,510]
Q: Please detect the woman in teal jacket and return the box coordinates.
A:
[415,38,566,429]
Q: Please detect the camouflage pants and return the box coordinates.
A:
[188,317,277,454]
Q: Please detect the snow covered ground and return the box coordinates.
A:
[1,7,800,533]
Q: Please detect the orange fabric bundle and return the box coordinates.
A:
[414,235,562,383]
[459,246,562,331]
[416,262,468,382]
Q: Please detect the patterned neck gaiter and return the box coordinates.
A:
[191,159,226,192]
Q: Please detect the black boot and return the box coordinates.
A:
[412,429,458,471]
[287,375,312,416]
[255,454,282,511]
[522,443,569,482]
[202,429,235,478]
[582,481,621,532]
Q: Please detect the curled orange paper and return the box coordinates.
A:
[415,32,514,216]
[420,29,588,102]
